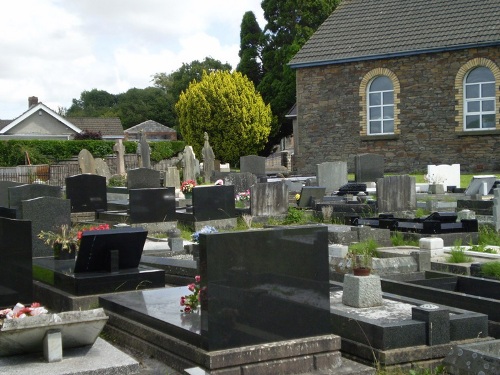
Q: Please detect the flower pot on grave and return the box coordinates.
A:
[53,243,77,260]
[353,267,371,276]
[184,192,192,199]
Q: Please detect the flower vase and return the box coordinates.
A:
[53,243,76,260]
[184,192,192,199]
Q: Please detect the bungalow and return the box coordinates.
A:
[0,96,124,140]
[124,120,177,141]
[289,0,500,174]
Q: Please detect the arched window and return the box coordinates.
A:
[367,76,394,134]
[464,67,496,130]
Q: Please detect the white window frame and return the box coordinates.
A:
[367,76,394,135]
[463,67,496,130]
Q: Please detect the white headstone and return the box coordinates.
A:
[427,164,460,190]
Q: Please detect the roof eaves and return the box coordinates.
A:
[289,41,500,69]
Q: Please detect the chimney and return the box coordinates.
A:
[28,96,38,108]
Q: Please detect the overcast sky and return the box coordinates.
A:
[0,0,265,119]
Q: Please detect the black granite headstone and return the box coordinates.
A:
[129,187,176,223]
[0,217,32,307]
[199,225,331,350]
[0,207,17,219]
[66,174,107,212]
[74,227,148,273]
[8,184,62,218]
[192,185,235,221]
[21,196,71,257]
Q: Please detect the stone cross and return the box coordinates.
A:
[113,139,126,175]
[202,132,215,183]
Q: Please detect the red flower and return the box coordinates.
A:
[180,296,186,305]
[31,302,41,308]
[184,306,192,313]
[195,275,201,283]
[188,283,195,292]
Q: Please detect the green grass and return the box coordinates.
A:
[478,224,500,246]
[481,261,500,280]
[391,232,419,247]
[446,239,473,263]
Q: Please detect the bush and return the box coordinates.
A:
[446,240,473,263]
[481,261,500,280]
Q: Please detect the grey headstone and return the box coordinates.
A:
[317,161,348,193]
[78,149,96,174]
[94,158,112,181]
[250,181,288,216]
[8,184,62,218]
[224,172,257,194]
[0,181,25,207]
[376,175,416,213]
[182,146,197,182]
[21,196,71,257]
[202,132,215,183]
[240,155,266,176]
[127,168,161,189]
[465,175,497,196]
[164,167,180,190]
[138,130,151,169]
[355,153,384,183]
[494,189,500,232]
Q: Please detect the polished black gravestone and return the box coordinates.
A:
[33,227,163,296]
[66,174,107,212]
[298,186,326,208]
[129,187,175,223]
[0,217,32,307]
[176,185,235,222]
[100,225,331,351]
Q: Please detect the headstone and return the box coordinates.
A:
[298,186,326,208]
[465,175,497,196]
[113,139,126,175]
[250,181,288,217]
[317,161,348,193]
[78,149,96,174]
[427,164,460,190]
[224,172,257,195]
[164,167,181,190]
[214,159,221,172]
[354,153,384,182]
[191,185,236,221]
[8,184,62,218]
[127,168,161,189]
[66,174,107,213]
[376,175,416,213]
[74,227,147,273]
[21,196,71,257]
[94,158,112,182]
[0,181,24,207]
[220,163,231,172]
[129,188,176,223]
[494,189,500,232]
[199,225,330,350]
[138,130,151,169]
[0,217,32,307]
[201,132,215,183]
[240,155,265,177]
[167,228,183,252]
[182,146,197,182]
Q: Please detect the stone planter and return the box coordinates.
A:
[428,184,445,194]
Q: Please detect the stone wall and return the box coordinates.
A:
[294,46,500,174]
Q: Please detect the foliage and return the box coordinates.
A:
[65,87,173,129]
[414,208,430,218]
[480,261,500,280]
[176,70,272,165]
[467,243,497,254]
[478,224,500,246]
[149,141,185,162]
[152,57,232,132]
[108,175,127,187]
[446,239,473,263]
[38,223,111,254]
[257,0,339,154]
[282,207,310,225]
[391,232,419,247]
[347,239,379,269]
[73,130,103,140]
[180,275,201,313]
[237,11,263,87]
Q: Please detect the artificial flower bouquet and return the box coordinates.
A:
[181,179,196,194]
[191,225,218,243]
[0,302,48,325]
[180,275,201,313]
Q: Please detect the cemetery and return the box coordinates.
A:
[2,141,500,375]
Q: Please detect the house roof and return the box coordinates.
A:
[289,0,500,68]
[124,119,176,134]
[66,117,124,138]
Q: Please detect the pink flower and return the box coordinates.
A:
[188,283,195,292]
[195,275,201,283]
[184,306,192,313]
[180,297,186,306]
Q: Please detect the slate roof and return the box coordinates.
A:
[289,0,500,68]
[124,120,176,133]
[66,117,124,137]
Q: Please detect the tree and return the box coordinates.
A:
[236,11,264,88]
[175,71,272,165]
[152,58,232,132]
[256,0,339,153]
[66,89,117,117]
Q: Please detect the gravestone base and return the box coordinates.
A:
[70,211,96,223]
[177,217,237,231]
[342,274,383,308]
[130,221,177,233]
